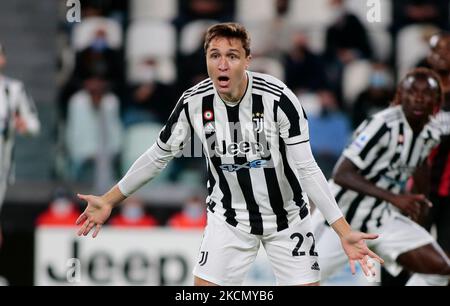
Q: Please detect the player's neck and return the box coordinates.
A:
[219,73,248,105]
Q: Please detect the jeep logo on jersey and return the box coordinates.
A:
[214,140,265,157]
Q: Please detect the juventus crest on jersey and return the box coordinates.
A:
[156,71,311,235]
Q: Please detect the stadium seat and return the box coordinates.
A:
[368,28,392,62]
[235,0,276,23]
[343,60,372,106]
[121,122,162,173]
[126,20,176,60]
[304,27,327,54]
[180,20,218,55]
[121,122,177,185]
[127,57,176,85]
[286,0,333,29]
[130,0,178,21]
[249,57,284,81]
[243,21,278,56]
[397,24,439,79]
[71,17,122,51]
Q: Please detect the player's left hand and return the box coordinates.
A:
[340,231,384,276]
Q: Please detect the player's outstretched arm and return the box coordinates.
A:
[331,217,384,276]
[76,185,126,238]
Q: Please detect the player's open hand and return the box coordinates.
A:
[75,194,113,238]
[340,231,384,277]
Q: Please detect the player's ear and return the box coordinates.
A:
[245,55,252,69]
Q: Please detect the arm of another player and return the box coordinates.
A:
[334,158,432,222]
[15,84,40,135]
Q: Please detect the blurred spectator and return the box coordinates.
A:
[352,63,395,128]
[168,195,207,229]
[325,0,373,62]
[276,0,290,17]
[392,0,449,33]
[109,196,158,227]
[124,58,175,127]
[283,31,329,94]
[178,42,209,91]
[324,0,373,102]
[174,0,235,31]
[36,188,80,227]
[308,91,351,178]
[59,28,124,120]
[65,69,122,193]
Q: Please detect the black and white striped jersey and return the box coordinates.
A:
[328,105,441,231]
[156,71,311,235]
[0,76,40,205]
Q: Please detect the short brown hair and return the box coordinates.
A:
[204,23,251,57]
[393,67,443,114]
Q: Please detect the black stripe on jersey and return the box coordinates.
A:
[387,122,404,168]
[183,102,197,158]
[2,85,12,139]
[345,194,365,225]
[253,85,282,97]
[361,138,390,176]
[335,187,347,203]
[359,123,389,160]
[360,198,382,233]
[253,94,289,231]
[207,168,216,213]
[360,169,387,233]
[286,139,310,146]
[278,94,301,138]
[253,80,283,95]
[184,79,212,96]
[253,76,284,91]
[226,105,264,235]
[360,173,398,232]
[157,142,172,153]
[278,137,308,218]
[375,172,402,227]
[406,133,419,165]
[202,95,237,227]
[159,97,186,144]
[186,85,214,99]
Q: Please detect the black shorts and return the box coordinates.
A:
[427,194,450,253]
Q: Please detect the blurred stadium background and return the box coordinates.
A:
[0,0,448,286]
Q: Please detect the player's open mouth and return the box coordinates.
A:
[413,110,425,116]
[218,76,230,88]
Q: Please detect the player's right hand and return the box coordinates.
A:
[390,194,432,222]
[76,194,113,238]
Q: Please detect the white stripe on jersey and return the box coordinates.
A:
[157,71,310,235]
[328,105,441,231]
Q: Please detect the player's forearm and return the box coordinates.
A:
[117,142,175,196]
[287,143,343,225]
[330,217,352,238]
[411,161,430,195]
[333,158,397,204]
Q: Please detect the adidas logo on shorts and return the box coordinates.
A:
[311,262,320,271]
